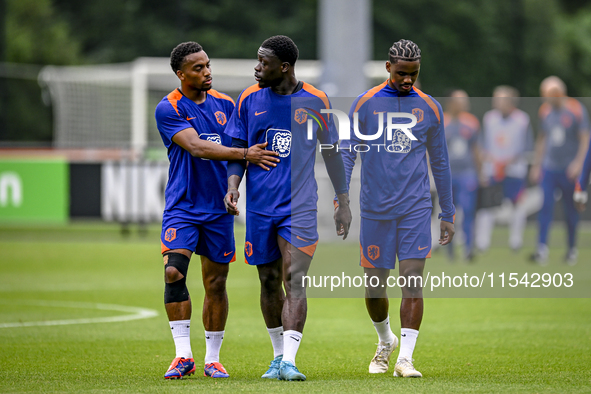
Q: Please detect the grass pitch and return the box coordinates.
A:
[0,222,590,393]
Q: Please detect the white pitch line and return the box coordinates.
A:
[0,300,158,328]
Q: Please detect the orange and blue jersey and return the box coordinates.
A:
[444,111,480,176]
[341,81,455,222]
[224,82,339,216]
[155,88,235,217]
[539,98,590,171]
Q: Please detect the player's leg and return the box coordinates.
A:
[459,174,478,261]
[448,178,460,260]
[275,212,315,381]
[394,257,425,378]
[507,177,527,251]
[558,173,579,265]
[245,211,285,378]
[196,216,235,378]
[475,178,496,253]
[200,256,230,377]
[161,218,198,379]
[360,217,398,373]
[257,257,285,378]
[364,267,398,373]
[394,207,431,378]
[162,247,196,379]
[532,169,556,264]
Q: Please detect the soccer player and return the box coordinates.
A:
[341,39,455,378]
[475,86,533,252]
[223,35,352,381]
[444,89,481,261]
[155,41,280,380]
[529,76,590,265]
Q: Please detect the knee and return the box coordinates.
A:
[204,273,227,295]
[259,268,282,293]
[365,285,387,299]
[165,265,184,283]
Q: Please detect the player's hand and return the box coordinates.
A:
[334,195,352,240]
[439,220,455,245]
[224,189,240,216]
[575,201,586,212]
[529,165,542,184]
[566,160,583,182]
[245,142,280,171]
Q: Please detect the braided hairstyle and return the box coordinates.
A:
[170,42,203,72]
[389,39,421,63]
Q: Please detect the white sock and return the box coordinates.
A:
[282,330,302,365]
[397,328,419,361]
[509,204,527,249]
[372,316,396,345]
[170,320,192,359]
[204,330,224,364]
[267,326,284,358]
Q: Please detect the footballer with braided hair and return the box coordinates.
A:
[340,39,455,378]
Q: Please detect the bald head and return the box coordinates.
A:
[540,76,567,97]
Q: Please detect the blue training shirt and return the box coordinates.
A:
[444,111,480,176]
[539,98,590,171]
[155,88,235,217]
[341,81,455,222]
[224,82,339,216]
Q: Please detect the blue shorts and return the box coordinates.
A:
[244,210,319,265]
[360,207,432,270]
[490,177,526,203]
[161,212,236,263]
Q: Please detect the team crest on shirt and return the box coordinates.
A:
[389,130,412,153]
[294,108,308,124]
[268,129,292,158]
[368,245,380,261]
[214,111,227,126]
[200,133,222,145]
[412,108,424,123]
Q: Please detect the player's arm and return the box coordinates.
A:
[172,128,279,168]
[322,145,352,239]
[566,127,591,182]
[575,135,591,211]
[224,137,247,216]
[427,107,456,245]
[530,117,547,184]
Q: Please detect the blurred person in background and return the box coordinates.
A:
[444,89,481,262]
[475,86,533,253]
[574,131,591,211]
[529,76,590,265]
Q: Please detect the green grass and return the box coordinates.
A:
[0,222,590,393]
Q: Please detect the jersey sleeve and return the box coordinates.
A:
[155,100,192,149]
[427,100,456,222]
[340,97,366,193]
[578,102,591,135]
[316,97,339,145]
[224,90,249,141]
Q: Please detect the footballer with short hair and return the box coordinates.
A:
[224,35,352,381]
[155,41,279,380]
